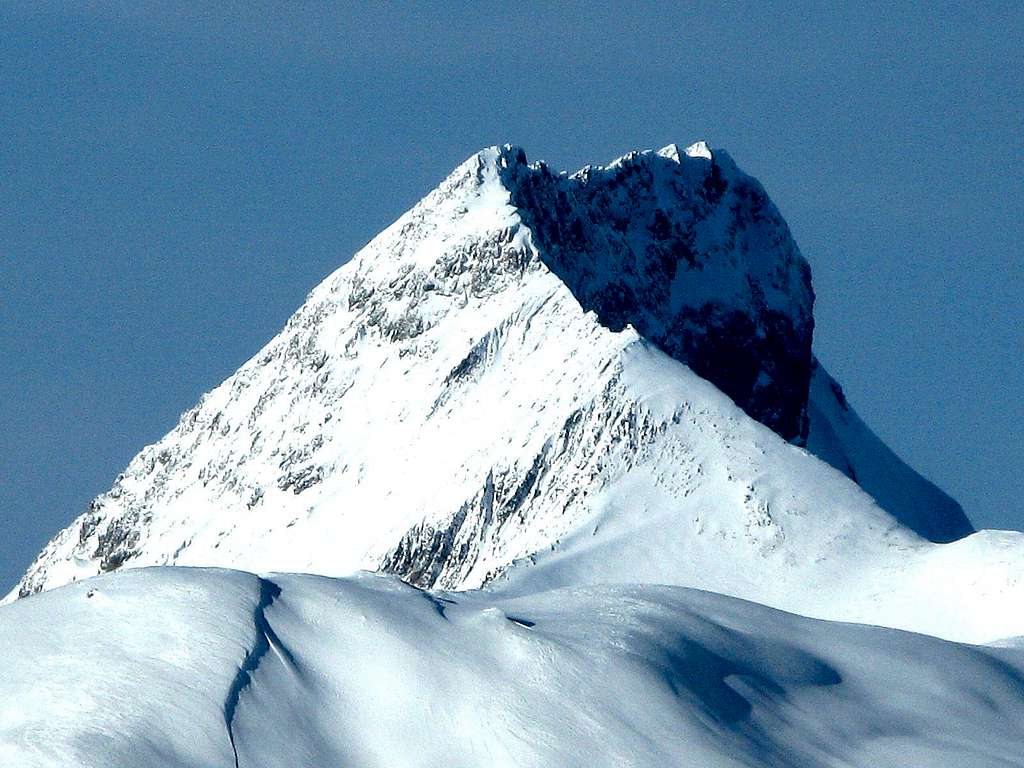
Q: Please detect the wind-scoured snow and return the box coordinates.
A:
[11,144,1009,646]
[3,566,1024,768]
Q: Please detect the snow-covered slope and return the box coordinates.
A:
[14,143,1008,644]
[806,360,972,543]
[492,344,1024,644]
[4,566,1024,768]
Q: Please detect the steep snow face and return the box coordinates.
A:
[806,360,972,542]
[5,566,1024,768]
[12,144,983,636]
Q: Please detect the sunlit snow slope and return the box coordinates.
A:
[15,143,1017,644]
[3,566,1024,768]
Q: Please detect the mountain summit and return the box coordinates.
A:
[15,144,992,638]
[488,143,814,442]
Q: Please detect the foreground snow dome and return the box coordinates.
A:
[4,144,1023,767]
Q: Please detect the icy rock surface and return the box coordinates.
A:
[13,144,989,640]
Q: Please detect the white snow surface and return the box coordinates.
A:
[684,139,714,159]
[3,566,1024,768]
[11,144,1022,647]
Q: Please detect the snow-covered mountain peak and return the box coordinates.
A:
[12,143,980,630]
[321,140,815,440]
[5,141,1021,768]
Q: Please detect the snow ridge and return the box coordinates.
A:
[5,567,1024,767]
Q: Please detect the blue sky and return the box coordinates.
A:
[1,1,1021,592]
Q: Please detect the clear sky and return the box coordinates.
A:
[2,2,1021,593]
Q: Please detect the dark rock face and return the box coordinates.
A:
[496,146,815,442]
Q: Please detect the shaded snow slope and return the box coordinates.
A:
[806,360,971,542]
[12,144,985,638]
[4,566,1024,768]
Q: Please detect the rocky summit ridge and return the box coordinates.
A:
[494,142,814,443]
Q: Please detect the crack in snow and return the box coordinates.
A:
[223,577,295,767]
